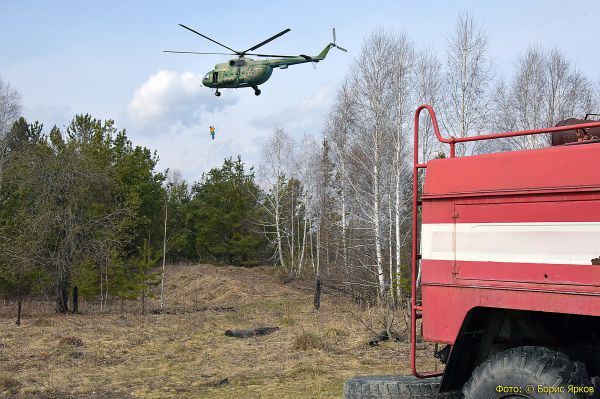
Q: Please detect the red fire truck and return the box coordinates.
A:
[345,105,600,399]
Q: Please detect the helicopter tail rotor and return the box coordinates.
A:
[332,28,347,52]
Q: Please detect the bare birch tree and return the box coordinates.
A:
[415,48,445,160]
[259,127,295,271]
[443,13,493,156]
[389,33,415,300]
[296,133,320,276]
[0,77,22,190]
[0,77,21,138]
[492,46,596,150]
[491,46,549,150]
[545,48,595,125]
[326,80,357,288]
[347,30,398,299]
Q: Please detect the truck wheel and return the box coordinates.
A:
[344,375,463,399]
[462,346,594,399]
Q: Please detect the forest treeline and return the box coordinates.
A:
[0,109,269,320]
[1,14,599,319]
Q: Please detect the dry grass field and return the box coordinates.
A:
[0,264,440,398]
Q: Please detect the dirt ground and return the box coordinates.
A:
[0,264,441,398]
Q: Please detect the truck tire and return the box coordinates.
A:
[344,375,463,399]
[462,346,596,399]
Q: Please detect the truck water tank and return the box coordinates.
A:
[551,118,600,145]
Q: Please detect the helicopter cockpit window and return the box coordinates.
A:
[204,73,211,80]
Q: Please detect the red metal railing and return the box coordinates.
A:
[410,104,600,378]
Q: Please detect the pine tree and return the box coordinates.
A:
[189,157,266,266]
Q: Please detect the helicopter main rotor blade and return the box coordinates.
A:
[164,50,298,58]
[241,28,291,54]
[163,50,237,55]
[178,24,240,54]
[246,53,298,58]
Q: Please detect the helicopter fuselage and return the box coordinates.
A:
[201,44,335,90]
[202,58,274,89]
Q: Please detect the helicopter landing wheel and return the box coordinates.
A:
[215,90,221,97]
[252,86,261,96]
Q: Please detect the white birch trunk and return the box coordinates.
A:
[299,211,307,274]
[373,150,385,299]
[290,187,295,274]
[395,142,402,299]
[341,182,350,285]
[274,192,286,269]
[388,188,394,300]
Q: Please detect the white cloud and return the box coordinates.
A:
[124,70,238,134]
[251,82,335,133]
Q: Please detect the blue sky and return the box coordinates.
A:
[1,0,599,182]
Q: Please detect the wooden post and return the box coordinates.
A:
[16,299,22,326]
[72,286,79,313]
[313,275,321,310]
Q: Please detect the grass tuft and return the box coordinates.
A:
[32,318,52,327]
[0,375,21,394]
[292,331,329,351]
[279,315,296,326]
[59,336,84,347]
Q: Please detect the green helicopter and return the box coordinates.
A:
[164,24,347,96]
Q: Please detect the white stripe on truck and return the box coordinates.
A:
[421,222,600,265]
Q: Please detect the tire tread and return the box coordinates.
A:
[344,375,462,399]
[462,346,594,399]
